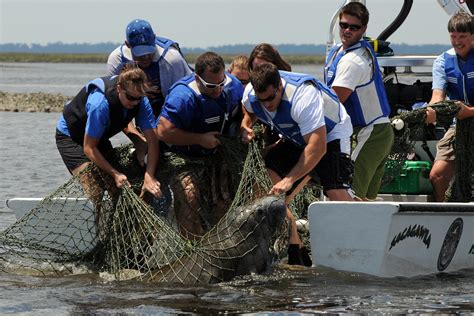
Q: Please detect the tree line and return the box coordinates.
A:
[0,42,451,55]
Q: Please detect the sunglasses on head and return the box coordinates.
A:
[257,86,279,103]
[339,21,363,31]
[196,75,227,89]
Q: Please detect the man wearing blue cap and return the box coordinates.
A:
[107,19,192,165]
[107,19,192,118]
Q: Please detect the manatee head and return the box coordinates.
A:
[226,195,286,276]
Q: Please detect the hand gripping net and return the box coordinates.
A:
[0,133,291,283]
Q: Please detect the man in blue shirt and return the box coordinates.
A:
[158,51,243,156]
[426,10,474,202]
[56,66,161,198]
[157,51,244,236]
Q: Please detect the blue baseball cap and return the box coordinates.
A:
[125,19,157,57]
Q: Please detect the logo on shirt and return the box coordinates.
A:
[205,116,221,124]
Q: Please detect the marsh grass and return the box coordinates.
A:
[0,52,326,65]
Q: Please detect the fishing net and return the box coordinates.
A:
[0,131,297,283]
[384,100,473,201]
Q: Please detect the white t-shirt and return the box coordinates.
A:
[330,46,372,91]
[330,46,389,125]
[243,79,352,148]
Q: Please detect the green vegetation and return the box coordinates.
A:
[0,52,326,65]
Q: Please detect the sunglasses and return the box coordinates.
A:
[124,90,143,102]
[196,75,227,89]
[339,21,363,31]
[257,87,279,103]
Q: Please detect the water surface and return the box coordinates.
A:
[0,63,473,315]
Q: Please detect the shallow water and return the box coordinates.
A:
[0,63,473,314]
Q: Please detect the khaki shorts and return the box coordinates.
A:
[435,126,456,161]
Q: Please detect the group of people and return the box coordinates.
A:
[55,3,474,266]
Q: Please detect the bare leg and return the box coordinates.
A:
[173,174,204,238]
[429,160,455,202]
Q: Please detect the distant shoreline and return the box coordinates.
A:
[0,52,326,65]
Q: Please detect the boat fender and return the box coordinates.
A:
[391,118,405,131]
[296,219,309,233]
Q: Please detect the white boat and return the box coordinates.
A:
[5,197,96,253]
[308,201,474,277]
[306,0,474,278]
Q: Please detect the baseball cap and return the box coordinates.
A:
[126,19,157,57]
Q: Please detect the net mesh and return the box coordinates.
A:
[0,131,296,283]
[384,100,473,201]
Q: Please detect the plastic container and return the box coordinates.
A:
[380,161,433,194]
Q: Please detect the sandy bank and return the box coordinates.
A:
[0,91,69,113]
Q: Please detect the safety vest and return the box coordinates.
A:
[165,73,242,156]
[248,71,342,148]
[63,76,139,145]
[325,40,391,127]
[120,37,185,116]
[444,48,474,105]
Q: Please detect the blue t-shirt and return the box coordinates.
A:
[160,74,243,134]
[432,53,447,91]
[57,89,156,138]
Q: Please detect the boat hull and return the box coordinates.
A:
[308,201,474,277]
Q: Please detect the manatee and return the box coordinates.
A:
[146,195,286,284]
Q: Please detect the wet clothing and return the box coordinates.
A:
[107,37,192,117]
[159,72,244,156]
[324,40,394,199]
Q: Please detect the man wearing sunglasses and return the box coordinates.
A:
[241,63,354,266]
[324,2,393,201]
[157,51,243,156]
[55,66,161,200]
[156,51,244,236]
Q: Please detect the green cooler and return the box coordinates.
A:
[380,161,433,194]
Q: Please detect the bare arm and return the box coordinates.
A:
[240,105,258,144]
[331,86,353,104]
[141,128,161,197]
[270,126,327,195]
[83,135,128,188]
[157,116,221,149]
[123,122,148,166]
[456,102,474,120]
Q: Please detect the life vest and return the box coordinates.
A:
[119,37,184,116]
[63,76,139,145]
[444,48,474,105]
[325,40,391,127]
[248,71,342,148]
[165,73,243,156]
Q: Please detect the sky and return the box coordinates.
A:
[1,0,454,48]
